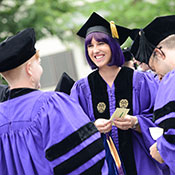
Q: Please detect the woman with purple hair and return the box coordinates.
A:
[70,12,165,175]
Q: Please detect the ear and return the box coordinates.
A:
[25,61,33,76]
[154,48,166,60]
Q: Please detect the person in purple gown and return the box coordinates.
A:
[0,28,109,175]
[131,15,175,175]
[70,12,164,175]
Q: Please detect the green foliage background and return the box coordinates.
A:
[0,0,174,41]
[0,0,174,83]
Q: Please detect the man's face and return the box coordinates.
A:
[148,47,170,80]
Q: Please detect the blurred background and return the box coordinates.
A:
[0,0,174,90]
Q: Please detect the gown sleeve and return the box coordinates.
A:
[153,70,175,174]
[132,71,168,174]
[70,78,94,121]
[133,71,159,147]
[38,92,108,175]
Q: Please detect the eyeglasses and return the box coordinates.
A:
[148,46,166,72]
[154,46,165,57]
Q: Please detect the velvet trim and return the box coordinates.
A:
[153,101,175,122]
[45,122,98,161]
[157,117,175,144]
[79,158,105,175]
[158,118,175,131]
[158,118,175,143]
[2,88,37,101]
[88,67,137,175]
[53,138,104,174]
[114,67,137,175]
[163,134,175,144]
[88,70,110,120]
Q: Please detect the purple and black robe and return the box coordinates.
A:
[152,70,175,175]
[0,88,108,175]
[70,67,165,175]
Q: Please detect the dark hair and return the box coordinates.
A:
[85,32,125,69]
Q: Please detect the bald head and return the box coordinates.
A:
[158,34,175,50]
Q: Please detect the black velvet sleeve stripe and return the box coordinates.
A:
[53,138,104,175]
[45,122,98,161]
[158,118,175,131]
[79,158,105,175]
[153,101,175,122]
[158,118,175,143]
[163,134,175,144]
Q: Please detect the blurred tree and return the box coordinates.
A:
[0,0,79,83]
[0,0,174,83]
[74,0,175,47]
[0,0,174,43]
[0,0,79,41]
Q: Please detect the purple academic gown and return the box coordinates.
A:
[0,88,108,175]
[70,67,165,175]
[152,70,175,175]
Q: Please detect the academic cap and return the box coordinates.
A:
[55,72,75,95]
[122,47,134,61]
[131,15,175,64]
[77,12,132,45]
[0,28,36,72]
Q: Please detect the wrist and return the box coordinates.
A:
[132,117,139,129]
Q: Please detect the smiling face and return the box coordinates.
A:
[87,37,112,69]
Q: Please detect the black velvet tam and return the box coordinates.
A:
[131,15,175,64]
[0,28,36,72]
[55,72,75,95]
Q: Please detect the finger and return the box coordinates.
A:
[103,125,112,132]
[113,121,131,128]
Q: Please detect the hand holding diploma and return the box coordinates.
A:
[110,108,130,121]
[94,118,112,134]
[111,108,138,130]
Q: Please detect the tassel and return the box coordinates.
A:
[136,29,155,64]
[110,21,119,39]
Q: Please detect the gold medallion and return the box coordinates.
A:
[97,102,106,113]
[119,99,129,108]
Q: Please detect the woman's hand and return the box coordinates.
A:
[94,118,112,134]
[113,115,138,130]
[150,142,164,164]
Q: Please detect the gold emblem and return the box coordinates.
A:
[97,102,106,113]
[119,99,129,108]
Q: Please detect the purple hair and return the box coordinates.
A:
[85,32,125,69]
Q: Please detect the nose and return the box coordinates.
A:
[93,44,100,54]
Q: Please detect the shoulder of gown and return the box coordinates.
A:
[0,90,108,175]
[152,70,175,174]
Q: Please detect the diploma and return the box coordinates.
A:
[110,107,130,121]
